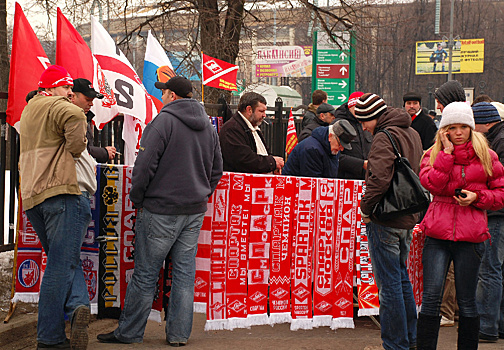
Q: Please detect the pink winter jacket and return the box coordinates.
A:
[420,141,504,243]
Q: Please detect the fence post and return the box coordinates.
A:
[8,126,18,245]
[0,114,5,246]
[273,97,284,156]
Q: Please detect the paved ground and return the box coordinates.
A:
[1,308,503,350]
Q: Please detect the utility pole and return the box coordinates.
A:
[447,0,454,81]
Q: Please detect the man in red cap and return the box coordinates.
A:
[332,91,372,180]
[19,65,91,349]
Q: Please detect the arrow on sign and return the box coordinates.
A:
[339,66,348,75]
[339,52,347,61]
[338,94,347,102]
[338,80,347,89]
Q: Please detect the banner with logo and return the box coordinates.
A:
[202,53,238,91]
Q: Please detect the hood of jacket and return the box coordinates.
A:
[160,98,208,131]
[311,126,332,156]
[333,103,353,122]
[375,107,412,133]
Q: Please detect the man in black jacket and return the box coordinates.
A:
[219,92,284,173]
[403,91,437,150]
[72,78,116,163]
[333,91,371,179]
[473,102,504,343]
[298,102,335,142]
[97,76,223,346]
[302,89,327,128]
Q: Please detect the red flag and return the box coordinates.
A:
[56,9,118,129]
[202,53,238,91]
[285,108,298,155]
[6,3,51,130]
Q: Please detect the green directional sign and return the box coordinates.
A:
[312,31,355,107]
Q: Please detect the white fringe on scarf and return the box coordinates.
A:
[193,302,207,314]
[358,308,379,317]
[12,292,39,304]
[226,317,251,330]
[290,318,313,331]
[269,312,292,325]
[330,317,354,330]
[312,315,332,328]
[204,319,229,331]
[148,309,162,323]
[246,313,269,327]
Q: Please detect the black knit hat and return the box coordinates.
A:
[403,92,421,106]
[434,80,466,107]
[354,93,387,122]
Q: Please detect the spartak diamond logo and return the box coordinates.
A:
[335,297,352,309]
[228,300,246,313]
[292,286,309,300]
[271,287,288,299]
[211,302,225,312]
[250,291,267,303]
[316,300,332,313]
[204,60,222,74]
[194,277,208,289]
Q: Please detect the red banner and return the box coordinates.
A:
[202,53,238,91]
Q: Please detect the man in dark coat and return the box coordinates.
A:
[298,102,335,142]
[403,91,437,150]
[302,89,327,128]
[473,102,504,343]
[282,120,356,178]
[219,92,284,173]
[355,93,423,350]
[333,91,371,179]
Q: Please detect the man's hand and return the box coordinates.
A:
[363,160,368,170]
[362,217,371,224]
[105,146,117,160]
[273,156,284,171]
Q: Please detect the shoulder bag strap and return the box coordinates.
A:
[377,128,401,158]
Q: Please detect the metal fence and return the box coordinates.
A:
[0,96,306,252]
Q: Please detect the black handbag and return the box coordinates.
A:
[372,129,430,221]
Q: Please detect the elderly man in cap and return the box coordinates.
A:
[333,91,372,179]
[282,120,356,178]
[19,65,91,349]
[355,93,423,350]
[71,78,117,162]
[97,76,223,346]
[403,91,437,150]
[298,102,336,142]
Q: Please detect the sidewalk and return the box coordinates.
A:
[1,309,503,350]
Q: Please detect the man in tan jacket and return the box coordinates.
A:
[19,65,90,350]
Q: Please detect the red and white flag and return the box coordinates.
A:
[285,108,298,155]
[6,3,51,131]
[56,9,118,129]
[91,16,157,125]
[202,53,238,91]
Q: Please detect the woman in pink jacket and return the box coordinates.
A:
[417,102,504,350]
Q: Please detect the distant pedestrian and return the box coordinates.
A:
[403,92,437,150]
[302,89,328,128]
[417,102,504,350]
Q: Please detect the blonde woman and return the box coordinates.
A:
[417,102,504,350]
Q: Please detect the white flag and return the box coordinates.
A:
[91,16,157,125]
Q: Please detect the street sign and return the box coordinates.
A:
[312,31,355,106]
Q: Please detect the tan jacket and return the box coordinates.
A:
[19,94,87,210]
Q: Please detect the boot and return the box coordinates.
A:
[417,313,441,350]
[457,316,479,350]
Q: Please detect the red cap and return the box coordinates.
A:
[38,65,73,88]
[348,91,364,108]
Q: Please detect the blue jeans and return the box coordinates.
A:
[421,237,484,318]
[367,222,417,350]
[476,216,504,337]
[114,208,205,343]
[26,194,92,345]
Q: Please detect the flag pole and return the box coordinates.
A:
[201,51,204,103]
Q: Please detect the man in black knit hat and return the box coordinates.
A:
[434,80,466,112]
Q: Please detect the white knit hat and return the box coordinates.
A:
[439,101,475,130]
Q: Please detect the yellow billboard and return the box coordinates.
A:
[415,39,484,75]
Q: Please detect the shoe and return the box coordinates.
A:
[97,331,127,344]
[37,339,71,349]
[70,305,90,350]
[479,332,498,343]
[440,315,454,327]
[168,341,187,347]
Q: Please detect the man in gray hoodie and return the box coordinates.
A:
[97,76,223,346]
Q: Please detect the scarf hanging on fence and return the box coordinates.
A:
[313,178,337,327]
[290,177,316,330]
[225,173,251,329]
[268,176,296,325]
[331,180,358,329]
[408,225,425,310]
[205,174,230,330]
